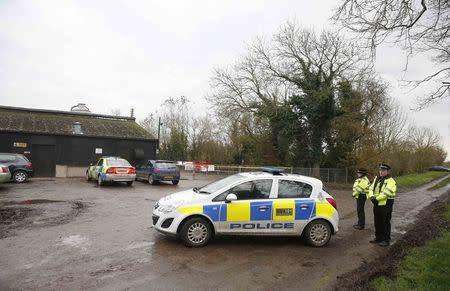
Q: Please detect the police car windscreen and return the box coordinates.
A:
[199,174,246,194]
[107,159,131,166]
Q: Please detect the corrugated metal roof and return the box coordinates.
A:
[0,106,155,140]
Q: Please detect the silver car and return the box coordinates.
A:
[0,164,11,183]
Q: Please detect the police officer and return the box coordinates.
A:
[368,163,397,246]
[352,168,370,230]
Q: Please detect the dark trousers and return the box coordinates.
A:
[373,199,394,242]
[356,194,366,227]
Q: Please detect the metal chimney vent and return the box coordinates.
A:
[73,122,82,134]
[70,103,90,112]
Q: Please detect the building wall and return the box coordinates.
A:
[0,132,157,177]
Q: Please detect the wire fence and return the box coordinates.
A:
[180,165,355,184]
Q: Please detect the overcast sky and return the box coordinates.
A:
[0,0,449,159]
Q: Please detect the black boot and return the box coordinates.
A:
[378,241,390,247]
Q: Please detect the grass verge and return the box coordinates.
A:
[428,175,450,191]
[372,202,450,291]
[395,171,448,189]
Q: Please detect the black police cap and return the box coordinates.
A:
[379,163,391,170]
[356,168,368,174]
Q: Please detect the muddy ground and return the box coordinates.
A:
[0,175,449,290]
[334,191,450,291]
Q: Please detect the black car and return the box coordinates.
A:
[136,160,180,185]
[429,165,450,172]
[0,153,34,183]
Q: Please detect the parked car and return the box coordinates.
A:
[429,165,450,172]
[86,156,136,186]
[0,164,11,183]
[152,167,338,247]
[0,153,34,183]
[136,160,180,185]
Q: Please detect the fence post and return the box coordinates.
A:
[290,167,293,174]
[327,168,330,183]
[345,168,348,184]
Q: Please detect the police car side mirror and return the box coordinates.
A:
[225,193,238,203]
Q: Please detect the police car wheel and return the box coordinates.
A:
[180,217,211,247]
[304,220,331,247]
[86,171,91,181]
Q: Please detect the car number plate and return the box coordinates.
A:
[117,169,128,174]
[164,176,173,180]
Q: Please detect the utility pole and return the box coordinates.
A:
[157,117,163,157]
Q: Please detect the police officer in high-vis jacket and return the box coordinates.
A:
[352,168,370,230]
[368,163,397,246]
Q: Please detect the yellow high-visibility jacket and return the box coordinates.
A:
[352,176,370,199]
[368,176,397,206]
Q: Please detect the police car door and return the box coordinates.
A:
[218,179,275,234]
[95,158,103,177]
[273,179,314,234]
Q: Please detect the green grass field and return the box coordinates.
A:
[395,171,448,189]
[373,203,450,291]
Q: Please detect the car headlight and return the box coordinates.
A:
[158,204,177,214]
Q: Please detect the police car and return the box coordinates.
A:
[152,168,338,247]
[86,156,136,186]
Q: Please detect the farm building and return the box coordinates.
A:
[0,104,157,177]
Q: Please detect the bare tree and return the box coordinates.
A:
[208,54,291,118]
[373,100,408,150]
[407,126,441,149]
[109,108,122,116]
[406,125,446,171]
[253,23,372,87]
[334,0,450,107]
[159,96,190,143]
[208,21,373,168]
[139,113,158,138]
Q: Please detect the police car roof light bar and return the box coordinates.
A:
[261,166,286,175]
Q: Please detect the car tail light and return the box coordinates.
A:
[128,167,136,174]
[326,197,337,210]
[176,168,180,174]
[106,167,116,174]
[1,166,7,173]
[25,163,33,170]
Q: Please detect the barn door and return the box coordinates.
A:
[31,144,56,177]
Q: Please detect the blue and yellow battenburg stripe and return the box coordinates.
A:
[178,199,335,222]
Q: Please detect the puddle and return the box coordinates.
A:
[2,199,63,206]
[0,200,90,239]
[0,207,34,225]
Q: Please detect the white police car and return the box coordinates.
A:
[152,168,339,247]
